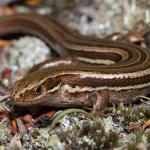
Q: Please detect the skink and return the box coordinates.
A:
[0,13,149,110]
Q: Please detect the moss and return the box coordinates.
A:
[106,131,118,148]
[114,104,148,126]
[127,132,143,150]
[147,132,150,143]
[57,116,120,149]
[30,129,40,139]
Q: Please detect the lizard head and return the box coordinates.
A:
[10,68,59,106]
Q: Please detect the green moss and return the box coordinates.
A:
[127,132,143,150]
[147,132,150,143]
[107,131,118,148]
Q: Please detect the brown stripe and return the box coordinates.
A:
[57,74,150,88]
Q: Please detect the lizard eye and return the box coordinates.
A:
[34,86,44,95]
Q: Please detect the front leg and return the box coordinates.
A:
[93,90,109,111]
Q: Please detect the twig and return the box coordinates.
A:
[48,108,91,129]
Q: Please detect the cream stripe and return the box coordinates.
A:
[47,82,150,93]
[49,68,150,79]
[48,84,60,92]
[77,57,115,65]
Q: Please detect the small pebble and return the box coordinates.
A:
[1,68,12,79]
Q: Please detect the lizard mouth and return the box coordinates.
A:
[11,94,50,107]
[12,99,44,106]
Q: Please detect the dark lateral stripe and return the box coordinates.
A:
[57,74,150,88]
